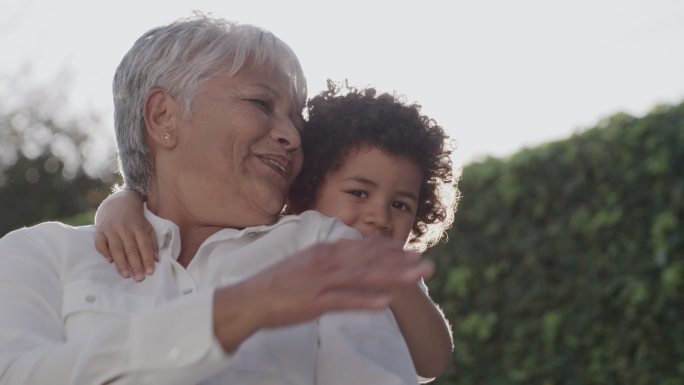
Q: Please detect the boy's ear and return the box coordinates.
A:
[144,88,181,149]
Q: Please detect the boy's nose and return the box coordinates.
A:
[364,205,392,233]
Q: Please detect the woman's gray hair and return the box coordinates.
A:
[113,14,307,195]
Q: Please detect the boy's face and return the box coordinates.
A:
[312,146,422,244]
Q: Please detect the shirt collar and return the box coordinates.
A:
[201,214,301,247]
[143,204,182,261]
[142,205,302,261]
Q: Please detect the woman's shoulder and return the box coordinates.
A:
[0,221,98,266]
[2,221,97,243]
[278,210,337,228]
[278,210,361,242]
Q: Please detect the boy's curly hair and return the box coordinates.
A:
[288,81,459,251]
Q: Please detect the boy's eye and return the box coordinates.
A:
[347,190,368,199]
[248,99,272,113]
[392,201,411,211]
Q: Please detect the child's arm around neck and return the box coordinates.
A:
[94,189,156,281]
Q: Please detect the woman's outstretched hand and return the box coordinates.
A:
[212,238,434,352]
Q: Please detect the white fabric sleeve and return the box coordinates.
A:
[312,215,418,385]
[0,227,228,385]
[316,310,419,385]
[314,213,362,243]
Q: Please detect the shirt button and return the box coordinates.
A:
[85,295,96,303]
[182,288,194,295]
[166,348,180,362]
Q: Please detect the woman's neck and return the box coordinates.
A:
[176,225,222,268]
[147,190,279,268]
[146,188,224,268]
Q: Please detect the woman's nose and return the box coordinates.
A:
[271,117,301,151]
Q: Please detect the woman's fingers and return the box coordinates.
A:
[315,290,393,313]
[238,238,431,329]
[308,239,430,291]
[314,259,431,294]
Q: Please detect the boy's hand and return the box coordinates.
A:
[94,189,158,282]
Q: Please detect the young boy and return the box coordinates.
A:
[95,83,459,380]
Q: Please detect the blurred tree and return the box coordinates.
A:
[0,71,118,236]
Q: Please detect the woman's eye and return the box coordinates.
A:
[249,99,271,113]
[347,190,368,199]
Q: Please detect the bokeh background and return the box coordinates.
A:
[1,1,683,383]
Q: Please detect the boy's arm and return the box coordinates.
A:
[390,283,453,380]
[94,189,157,281]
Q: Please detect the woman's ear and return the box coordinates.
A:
[144,88,181,149]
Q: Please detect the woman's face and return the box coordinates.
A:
[312,147,422,244]
[158,65,303,229]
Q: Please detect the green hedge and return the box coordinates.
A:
[428,103,684,384]
[0,154,110,236]
[62,210,96,227]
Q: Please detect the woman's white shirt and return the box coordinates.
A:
[0,209,417,385]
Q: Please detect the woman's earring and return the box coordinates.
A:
[162,133,171,143]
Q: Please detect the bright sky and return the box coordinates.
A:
[2,0,684,170]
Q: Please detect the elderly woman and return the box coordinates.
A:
[0,15,431,385]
